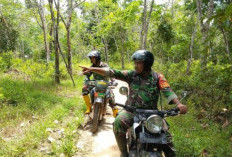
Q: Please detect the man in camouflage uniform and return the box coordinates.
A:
[82,50,118,117]
[80,50,188,157]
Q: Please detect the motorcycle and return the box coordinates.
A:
[86,79,117,133]
[116,86,187,157]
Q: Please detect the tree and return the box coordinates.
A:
[140,0,155,49]
[187,16,198,74]
[0,10,18,52]
[196,0,214,67]
[48,0,60,83]
[60,0,86,74]
[28,0,50,63]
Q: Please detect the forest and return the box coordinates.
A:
[0,0,231,156]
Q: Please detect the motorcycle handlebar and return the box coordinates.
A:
[86,80,118,87]
[108,82,118,87]
[115,103,179,117]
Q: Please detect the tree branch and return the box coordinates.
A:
[0,10,9,28]
[57,39,76,86]
[72,0,86,11]
[59,13,67,28]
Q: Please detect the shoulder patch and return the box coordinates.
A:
[158,73,170,89]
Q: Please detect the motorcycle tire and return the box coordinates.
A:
[92,103,101,133]
[140,150,162,157]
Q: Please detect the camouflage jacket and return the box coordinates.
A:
[108,69,178,109]
[84,62,109,85]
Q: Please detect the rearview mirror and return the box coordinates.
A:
[119,86,129,96]
[181,91,188,99]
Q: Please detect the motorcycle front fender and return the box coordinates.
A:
[139,132,167,144]
[93,98,104,120]
[105,89,111,99]
[128,149,137,157]
[132,122,140,140]
[95,97,103,103]
[129,150,162,157]
[140,150,162,157]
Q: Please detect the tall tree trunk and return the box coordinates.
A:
[120,30,125,69]
[52,0,76,86]
[105,41,109,63]
[196,0,214,68]
[0,10,10,51]
[113,35,119,51]
[40,7,50,62]
[49,23,53,55]
[58,39,76,86]
[32,0,50,62]
[49,0,60,84]
[171,0,175,18]
[143,0,154,49]
[140,0,154,49]
[93,2,109,63]
[121,39,125,69]
[66,0,73,75]
[59,0,85,74]
[220,26,231,61]
[59,0,73,75]
[140,0,147,49]
[187,17,198,75]
[55,0,60,84]
[102,38,109,63]
[42,23,50,62]
[67,28,72,74]
[113,35,120,62]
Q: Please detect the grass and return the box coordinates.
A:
[0,71,86,156]
[0,60,231,157]
[166,102,232,157]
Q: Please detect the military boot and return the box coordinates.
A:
[114,133,128,157]
[83,95,92,114]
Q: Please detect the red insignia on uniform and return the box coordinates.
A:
[158,74,170,89]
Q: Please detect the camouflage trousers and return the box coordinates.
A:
[113,110,176,157]
[82,85,115,108]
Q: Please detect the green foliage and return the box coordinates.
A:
[0,70,85,156]
[160,60,232,115]
[10,58,70,82]
[157,20,175,43]
[168,114,232,156]
[0,19,19,52]
[0,0,232,155]
[0,78,60,111]
[0,52,13,71]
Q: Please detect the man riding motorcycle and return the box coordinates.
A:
[80,50,188,157]
[82,50,118,117]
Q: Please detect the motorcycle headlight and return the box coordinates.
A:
[145,115,163,133]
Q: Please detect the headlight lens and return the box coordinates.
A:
[145,115,163,133]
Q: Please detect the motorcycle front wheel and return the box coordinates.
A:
[92,103,101,133]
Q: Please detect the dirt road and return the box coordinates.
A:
[75,80,128,157]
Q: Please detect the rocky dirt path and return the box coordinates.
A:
[75,80,128,157]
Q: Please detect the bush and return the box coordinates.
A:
[0,52,13,71]
[11,58,67,82]
[0,78,61,111]
[158,60,232,117]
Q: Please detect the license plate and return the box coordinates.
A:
[94,92,105,97]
